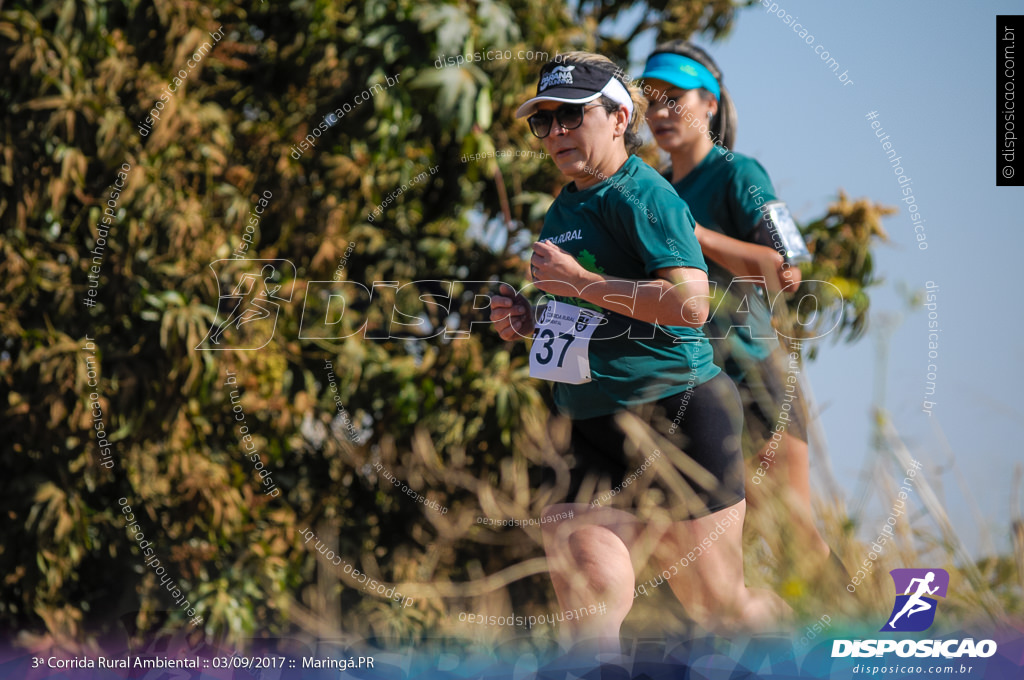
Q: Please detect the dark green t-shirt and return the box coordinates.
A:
[670,148,781,378]
[537,154,720,419]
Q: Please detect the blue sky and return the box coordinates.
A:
[621,0,1024,559]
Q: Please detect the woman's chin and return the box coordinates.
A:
[652,129,684,150]
[557,157,586,177]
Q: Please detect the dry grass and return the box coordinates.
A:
[285,405,1023,653]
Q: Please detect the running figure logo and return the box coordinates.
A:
[196,259,296,350]
[881,568,949,632]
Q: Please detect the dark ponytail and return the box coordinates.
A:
[650,41,737,150]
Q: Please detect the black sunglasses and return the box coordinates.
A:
[527,103,602,139]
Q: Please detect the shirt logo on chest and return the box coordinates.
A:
[544,229,582,245]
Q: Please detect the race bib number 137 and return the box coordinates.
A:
[529,300,604,384]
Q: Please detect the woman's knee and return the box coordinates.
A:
[547,525,634,600]
[567,525,628,559]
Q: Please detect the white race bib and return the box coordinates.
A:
[765,201,811,263]
[529,301,604,384]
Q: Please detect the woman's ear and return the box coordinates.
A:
[614,105,630,136]
[706,95,719,119]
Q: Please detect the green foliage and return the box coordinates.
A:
[789,190,894,356]
[0,0,897,651]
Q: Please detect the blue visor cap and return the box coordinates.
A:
[640,53,720,101]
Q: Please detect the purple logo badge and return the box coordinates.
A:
[881,568,949,632]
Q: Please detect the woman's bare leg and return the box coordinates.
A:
[747,433,833,565]
[540,503,653,654]
[653,501,791,633]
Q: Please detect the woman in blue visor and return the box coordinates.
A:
[639,42,847,588]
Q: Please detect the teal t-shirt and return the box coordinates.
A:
[670,148,781,378]
[537,154,720,420]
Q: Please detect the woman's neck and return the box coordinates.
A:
[575,147,630,190]
[669,135,714,184]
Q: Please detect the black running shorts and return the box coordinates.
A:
[542,372,746,519]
